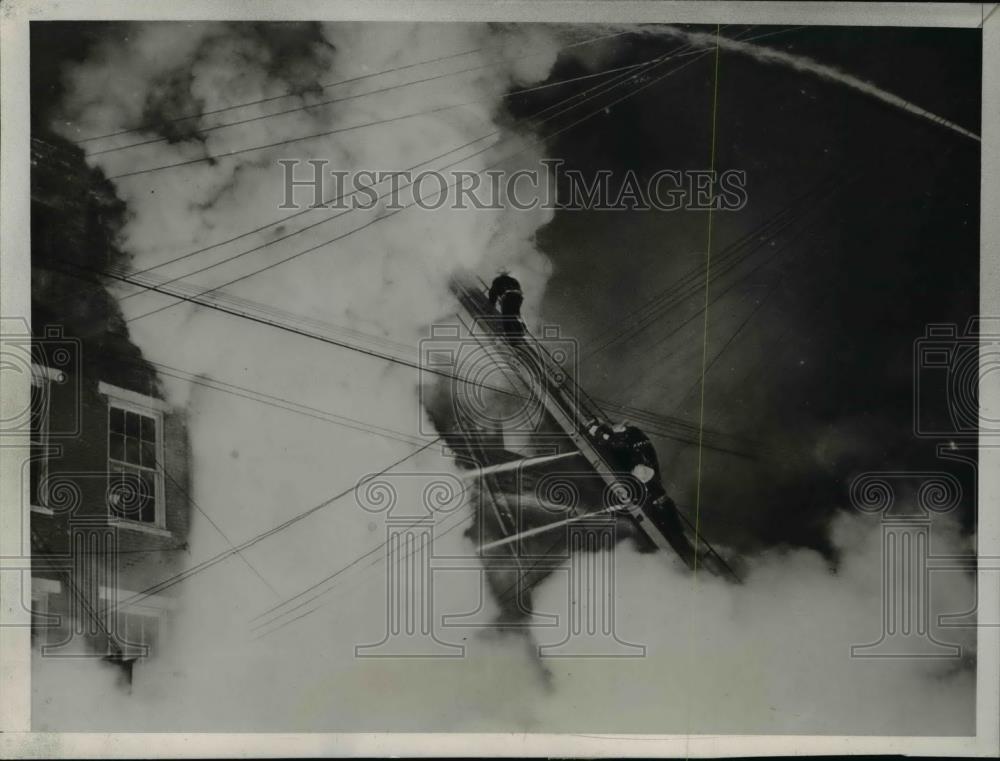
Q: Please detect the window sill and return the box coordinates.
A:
[108,519,172,538]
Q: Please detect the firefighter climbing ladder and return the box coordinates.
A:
[451,274,739,581]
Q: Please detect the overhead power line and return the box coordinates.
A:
[112,285,750,457]
[112,44,697,298]
[54,256,758,461]
[581,173,844,360]
[40,25,823,643]
[158,461,281,598]
[115,25,802,319]
[110,26,798,303]
[615,174,861,398]
[74,30,633,145]
[72,45,487,143]
[90,52,656,159]
[108,437,444,613]
[59,261,532,399]
[252,492,476,639]
[123,47,710,324]
[98,32,638,175]
[114,32,798,287]
[151,360,429,447]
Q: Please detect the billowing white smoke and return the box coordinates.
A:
[531,511,976,734]
[34,21,975,735]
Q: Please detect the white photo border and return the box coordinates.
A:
[1,1,997,757]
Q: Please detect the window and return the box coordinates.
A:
[107,404,164,526]
[101,586,169,661]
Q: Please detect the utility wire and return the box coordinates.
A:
[101,32,637,177]
[75,31,633,145]
[122,47,710,324]
[249,465,473,633]
[582,173,843,359]
[56,262,532,401]
[30,528,125,659]
[603,174,852,401]
[55,259,757,461]
[245,25,825,636]
[111,44,676,289]
[624,176,857,398]
[151,361,428,446]
[158,463,282,598]
[250,219,810,637]
[107,437,443,614]
[123,279,747,456]
[49,25,803,633]
[113,25,798,301]
[90,56,656,158]
[114,41,698,307]
[615,184,850,399]
[253,424,551,638]
[72,45,489,143]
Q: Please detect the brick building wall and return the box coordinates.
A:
[30,354,192,676]
[29,133,193,684]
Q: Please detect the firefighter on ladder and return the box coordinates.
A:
[488,272,524,336]
[587,419,696,564]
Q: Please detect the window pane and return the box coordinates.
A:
[140,415,156,443]
[138,470,156,524]
[110,406,125,434]
[141,441,157,469]
[124,436,140,466]
[125,411,139,437]
[108,471,128,519]
[109,432,124,462]
[110,469,153,523]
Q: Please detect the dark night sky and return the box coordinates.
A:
[508,24,981,555]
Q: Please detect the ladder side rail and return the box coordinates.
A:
[452,279,681,558]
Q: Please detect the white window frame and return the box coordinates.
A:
[99,586,170,661]
[100,382,169,531]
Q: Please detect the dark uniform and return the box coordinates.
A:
[618,425,661,481]
[593,421,694,564]
[604,424,665,501]
[488,274,524,335]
